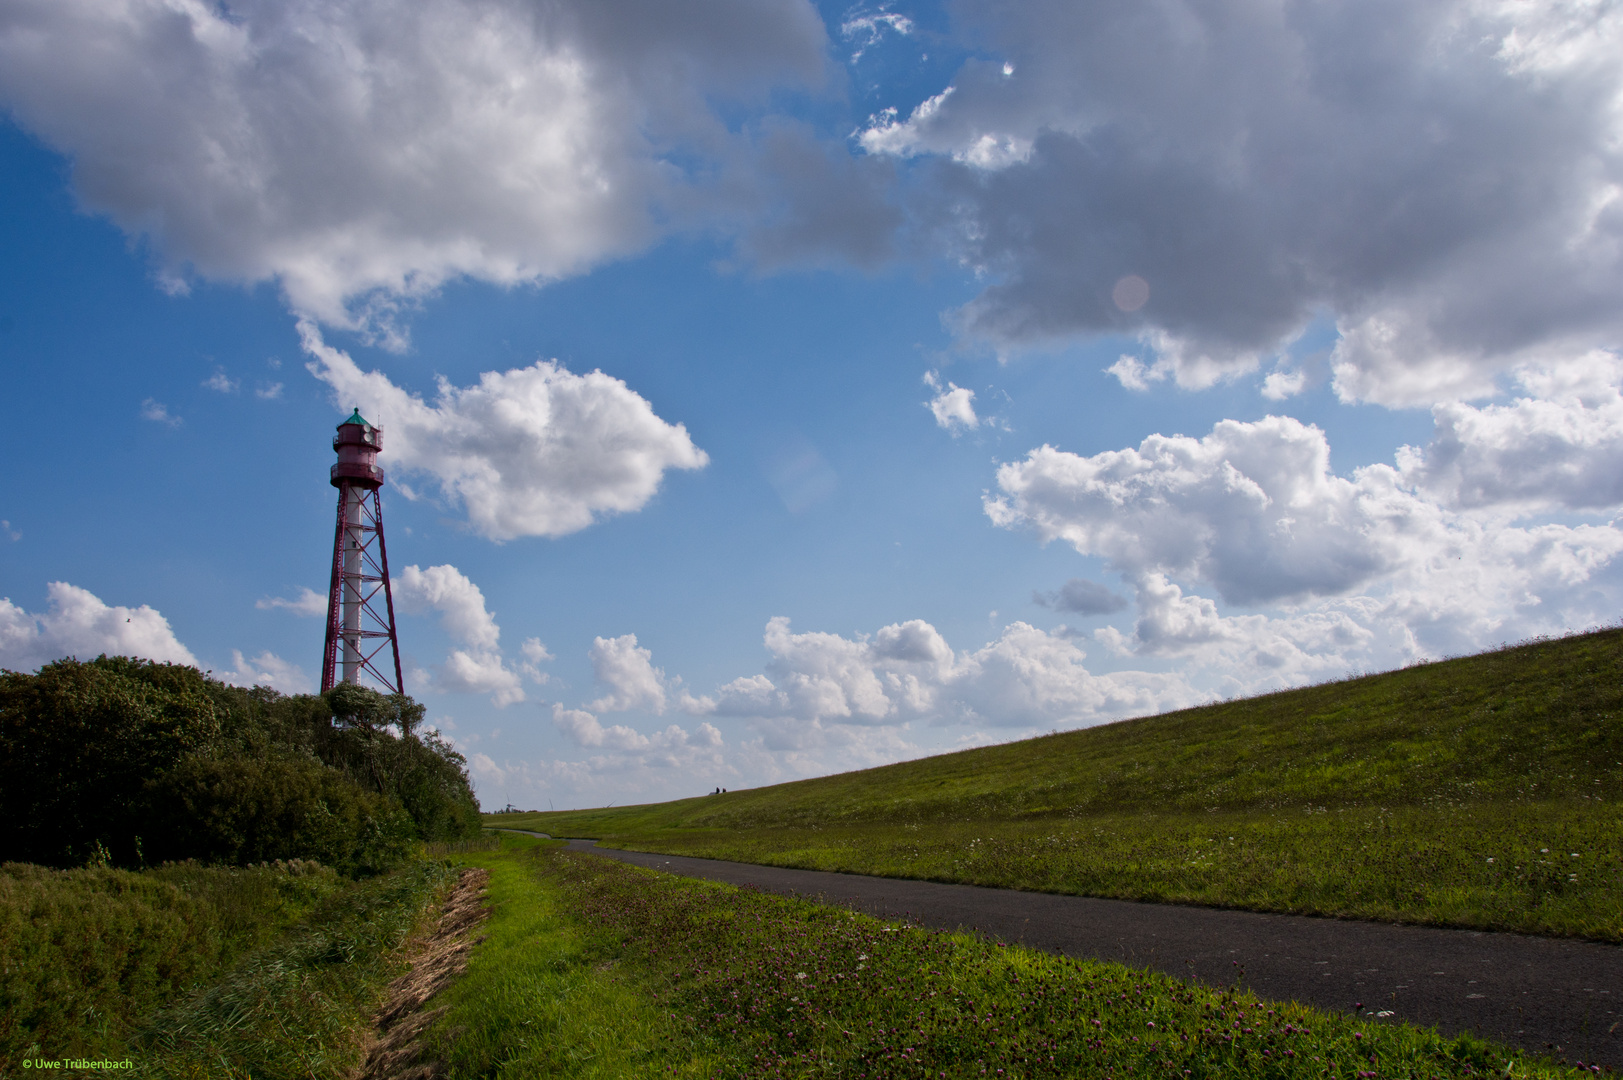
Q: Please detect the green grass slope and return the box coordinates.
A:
[488,630,1623,940]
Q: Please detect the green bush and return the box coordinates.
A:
[0,657,219,866]
[144,754,417,876]
[315,685,483,841]
[0,657,482,870]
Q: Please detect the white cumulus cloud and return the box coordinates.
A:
[587,634,670,714]
[217,649,313,694]
[1399,352,1623,515]
[697,615,1196,746]
[0,0,827,337]
[551,703,725,761]
[0,582,198,672]
[393,563,523,706]
[923,370,979,432]
[303,324,708,541]
[519,637,554,684]
[989,412,1623,663]
[987,416,1413,605]
[256,587,328,617]
[470,711,731,809]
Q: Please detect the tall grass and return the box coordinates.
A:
[490,631,1623,939]
[138,858,455,1079]
[0,859,341,1063]
[1,858,455,1079]
[426,832,504,856]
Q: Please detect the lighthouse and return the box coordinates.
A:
[321,408,404,693]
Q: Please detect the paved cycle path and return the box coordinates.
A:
[568,840,1621,1069]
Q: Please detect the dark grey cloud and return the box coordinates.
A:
[1033,578,1127,616]
[861,0,1623,404]
[7,0,1619,406]
[728,120,904,271]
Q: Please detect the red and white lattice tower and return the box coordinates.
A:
[321,408,404,694]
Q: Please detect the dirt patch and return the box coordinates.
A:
[356,866,491,1080]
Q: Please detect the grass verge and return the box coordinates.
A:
[425,833,705,1079]
[597,800,1623,942]
[431,841,1601,1080]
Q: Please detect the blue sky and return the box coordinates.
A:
[3,0,1621,809]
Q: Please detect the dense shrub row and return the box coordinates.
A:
[0,656,482,873]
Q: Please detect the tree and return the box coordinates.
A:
[0,657,219,866]
[0,658,480,871]
[143,753,415,875]
[318,684,480,841]
[322,683,424,736]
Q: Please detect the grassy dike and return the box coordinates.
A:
[489,630,1623,942]
[431,834,1595,1080]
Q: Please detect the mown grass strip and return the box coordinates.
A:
[428,834,708,1079]
[436,842,1598,1080]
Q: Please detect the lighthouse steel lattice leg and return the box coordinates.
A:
[373,489,405,695]
[321,486,347,692]
[320,482,403,695]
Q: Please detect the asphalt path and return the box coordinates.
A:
[568,840,1621,1070]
